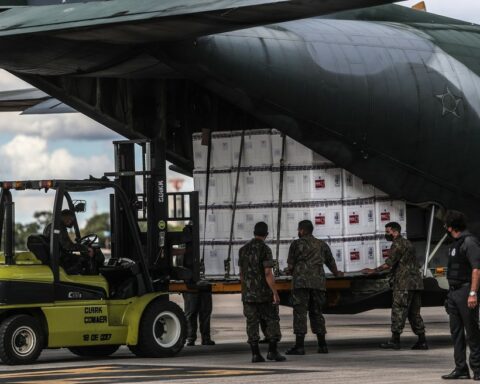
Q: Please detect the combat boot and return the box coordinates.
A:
[250,342,266,363]
[285,334,305,355]
[411,333,428,350]
[267,341,286,362]
[317,334,328,354]
[380,332,400,350]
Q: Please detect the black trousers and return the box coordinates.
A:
[447,285,480,371]
[183,291,213,342]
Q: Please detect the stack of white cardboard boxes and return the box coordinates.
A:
[193,130,406,277]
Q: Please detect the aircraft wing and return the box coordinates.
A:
[0,88,74,114]
[0,0,397,44]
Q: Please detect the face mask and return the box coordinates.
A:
[298,231,302,238]
[385,234,394,242]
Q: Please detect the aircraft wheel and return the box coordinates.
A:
[0,314,44,365]
[68,345,120,357]
[129,300,186,358]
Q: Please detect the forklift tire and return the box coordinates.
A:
[129,300,186,358]
[0,314,44,365]
[68,345,120,357]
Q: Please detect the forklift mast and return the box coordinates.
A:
[106,139,200,286]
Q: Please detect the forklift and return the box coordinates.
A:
[0,139,200,365]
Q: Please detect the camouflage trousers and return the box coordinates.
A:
[391,290,425,335]
[243,302,281,344]
[292,288,326,335]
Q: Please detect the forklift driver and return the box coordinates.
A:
[43,209,103,275]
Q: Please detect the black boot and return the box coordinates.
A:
[441,368,470,380]
[317,334,328,354]
[201,338,215,346]
[380,332,400,350]
[250,342,265,363]
[411,333,428,350]
[267,341,286,362]
[285,334,305,355]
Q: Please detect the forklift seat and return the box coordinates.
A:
[27,235,50,265]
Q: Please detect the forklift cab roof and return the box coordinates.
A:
[0,178,113,192]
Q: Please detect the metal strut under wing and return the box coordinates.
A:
[0,0,397,43]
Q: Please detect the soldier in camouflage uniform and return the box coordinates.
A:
[363,221,427,350]
[238,221,286,363]
[286,220,343,355]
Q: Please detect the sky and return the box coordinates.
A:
[0,0,477,224]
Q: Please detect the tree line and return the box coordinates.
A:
[15,211,110,250]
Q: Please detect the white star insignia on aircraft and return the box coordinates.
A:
[435,86,462,118]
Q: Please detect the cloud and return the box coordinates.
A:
[0,112,120,141]
[0,70,30,91]
[0,70,120,141]
[0,135,112,180]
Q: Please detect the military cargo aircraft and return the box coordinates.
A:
[0,0,473,323]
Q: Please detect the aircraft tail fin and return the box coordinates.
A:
[411,1,426,12]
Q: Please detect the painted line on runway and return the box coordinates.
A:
[0,364,317,383]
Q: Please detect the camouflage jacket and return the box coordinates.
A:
[238,238,275,303]
[385,236,423,291]
[287,234,336,291]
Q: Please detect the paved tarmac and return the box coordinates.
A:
[0,294,458,383]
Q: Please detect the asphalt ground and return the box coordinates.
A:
[0,294,460,384]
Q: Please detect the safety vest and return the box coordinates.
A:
[447,235,472,284]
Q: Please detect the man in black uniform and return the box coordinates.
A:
[44,209,100,275]
[442,211,480,380]
[183,290,215,346]
[180,224,215,347]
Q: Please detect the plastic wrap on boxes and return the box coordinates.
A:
[268,240,290,272]
[343,199,376,235]
[271,130,332,166]
[232,130,273,167]
[194,170,233,205]
[272,205,312,240]
[233,168,275,204]
[193,130,408,247]
[234,205,275,240]
[201,241,236,276]
[344,236,377,272]
[374,188,389,198]
[192,132,232,171]
[342,170,375,199]
[272,166,342,201]
[199,206,232,240]
[325,237,345,273]
[311,202,343,237]
[375,199,407,232]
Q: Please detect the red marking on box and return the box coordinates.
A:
[381,212,391,221]
[315,179,325,189]
[349,214,360,224]
[350,251,360,261]
[315,215,326,225]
